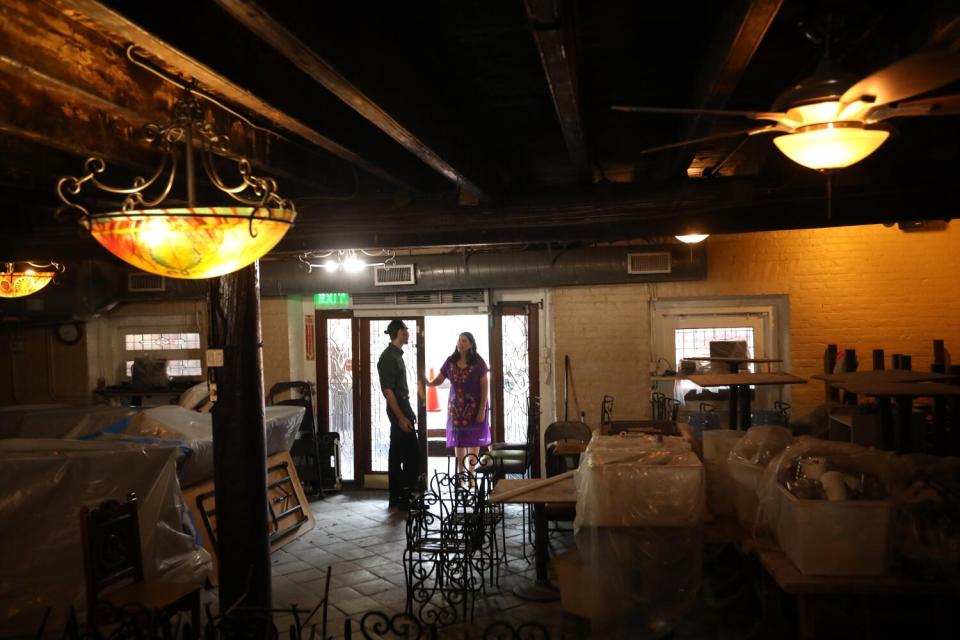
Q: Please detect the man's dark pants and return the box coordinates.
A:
[387,397,420,504]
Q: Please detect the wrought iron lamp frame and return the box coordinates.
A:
[56,84,295,238]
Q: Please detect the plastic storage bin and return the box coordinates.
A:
[728,457,765,531]
[774,484,894,576]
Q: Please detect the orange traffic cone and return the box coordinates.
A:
[426,367,441,412]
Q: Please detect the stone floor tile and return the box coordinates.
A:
[335,568,381,586]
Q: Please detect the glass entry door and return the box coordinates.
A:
[491,303,540,472]
[317,312,358,482]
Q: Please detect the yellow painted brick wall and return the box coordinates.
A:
[260,297,292,399]
[552,223,960,422]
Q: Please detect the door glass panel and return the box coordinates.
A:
[369,319,419,472]
[326,318,355,481]
[501,314,529,445]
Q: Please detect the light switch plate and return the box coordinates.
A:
[206,349,224,367]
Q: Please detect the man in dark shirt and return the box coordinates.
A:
[377,319,420,509]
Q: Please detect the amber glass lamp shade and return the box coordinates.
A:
[89,207,296,279]
[773,123,889,170]
[0,265,58,298]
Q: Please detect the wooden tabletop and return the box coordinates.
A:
[835,381,960,398]
[491,477,577,504]
[685,357,783,364]
[812,370,958,385]
[550,441,588,456]
[756,543,957,595]
[689,372,807,387]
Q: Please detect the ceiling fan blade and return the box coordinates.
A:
[638,126,780,155]
[866,93,960,123]
[896,93,960,115]
[840,51,960,108]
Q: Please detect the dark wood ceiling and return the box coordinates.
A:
[0,0,958,260]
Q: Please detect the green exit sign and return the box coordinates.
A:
[314,292,351,308]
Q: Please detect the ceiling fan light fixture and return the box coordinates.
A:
[786,100,843,126]
[675,234,709,244]
[0,261,65,298]
[773,122,889,170]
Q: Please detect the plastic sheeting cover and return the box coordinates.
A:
[729,425,792,467]
[575,448,705,529]
[0,439,211,619]
[0,406,137,440]
[82,405,305,487]
[573,448,704,635]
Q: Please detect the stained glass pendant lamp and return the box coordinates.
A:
[0,261,64,298]
[57,88,296,279]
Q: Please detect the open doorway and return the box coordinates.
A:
[423,314,489,479]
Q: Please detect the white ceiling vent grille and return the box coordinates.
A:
[627,252,672,275]
[374,264,416,286]
[127,272,165,292]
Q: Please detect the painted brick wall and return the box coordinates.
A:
[552,223,960,422]
[260,297,292,399]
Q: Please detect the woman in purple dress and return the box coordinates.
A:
[424,332,490,477]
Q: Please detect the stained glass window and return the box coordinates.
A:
[125,359,203,377]
[501,314,529,445]
[326,318,355,481]
[674,327,755,367]
[125,332,200,351]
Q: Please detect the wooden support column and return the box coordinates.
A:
[209,262,271,611]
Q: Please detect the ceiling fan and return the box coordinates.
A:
[613,50,960,171]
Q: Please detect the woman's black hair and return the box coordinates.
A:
[449,331,478,366]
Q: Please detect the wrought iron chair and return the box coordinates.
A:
[403,487,485,627]
[431,468,504,590]
[80,492,201,638]
[477,396,540,559]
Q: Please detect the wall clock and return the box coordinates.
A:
[56,322,82,345]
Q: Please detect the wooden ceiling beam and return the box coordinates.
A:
[2,175,956,259]
[211,0,497,202]
[50,0,410,190]
[273,179,959,251]
[524,0,592,184]
[0,51,346,197]
[669,0,783,177]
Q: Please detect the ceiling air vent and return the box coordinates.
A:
[127,272,165,292]
[627,252,671,275]
[374,264,416,286]
[398,291,438,306]
[442,289,486,305]
[352,292,395,306]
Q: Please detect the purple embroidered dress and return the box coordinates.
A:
[441,356,491,448]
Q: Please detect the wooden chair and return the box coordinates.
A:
[80,492,201,637]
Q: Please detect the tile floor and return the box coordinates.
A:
[204,489,766,639]
[265,489,577,638]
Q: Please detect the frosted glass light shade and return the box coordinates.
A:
[773,125,889,170]
[676,234,709,244]
[89,207,295,279]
